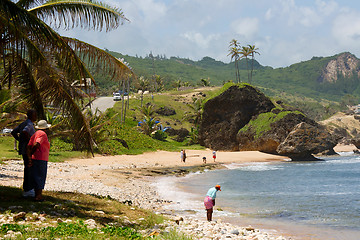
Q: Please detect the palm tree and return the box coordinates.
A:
[0,0,132,152]
[228,39,241,83]
[138,104,159,136]
[200,78,210,87]
[240,46,251,83]
[248,44,260,83]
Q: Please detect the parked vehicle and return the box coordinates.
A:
[1,128,12,134]
[113,92,122,101]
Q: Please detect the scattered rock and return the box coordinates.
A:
[13,212,26,221]
[156,106,176,116]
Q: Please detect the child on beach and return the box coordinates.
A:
[202,157,206,164]
[212,150,216,162]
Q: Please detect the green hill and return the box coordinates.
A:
[93,51,360,116]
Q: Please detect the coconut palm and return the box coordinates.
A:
[239,46,251,83]
[228,39,241,83]
[248,44,260,83]
[0,0,132,152]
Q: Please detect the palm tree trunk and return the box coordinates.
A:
[121,79,125,123]
[250,55,254,82]
[245,57,250,83]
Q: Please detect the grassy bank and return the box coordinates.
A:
[0,186,192,240]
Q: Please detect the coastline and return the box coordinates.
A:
[1,146,357,239]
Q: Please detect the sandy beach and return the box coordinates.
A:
[1,145,356,239]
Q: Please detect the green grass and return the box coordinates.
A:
[0,136,87,162]
[239,110,305,139]
[0,135,20,161]
[0,185,192,240]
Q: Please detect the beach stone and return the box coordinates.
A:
[84,219,97,229]
[245,226,255,232]
[13,212,26,221]
[231,229,240,235]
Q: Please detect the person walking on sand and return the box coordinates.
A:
[180,150,184,162]
[11,109,37,198]
[27,120,51,202]
[204,184,221,221]
[183,150,187,163]
[203,156,207,164]
[213,150,216,162]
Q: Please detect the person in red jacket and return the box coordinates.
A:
[27,120,51,202]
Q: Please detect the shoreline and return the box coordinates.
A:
[1,146,357,239]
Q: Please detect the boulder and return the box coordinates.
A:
[166,128,189,142]
[351,138,360,149]
[199,84,275,150]
[276,122,338,160]
[237,110,318,154]
[155,106,176,116]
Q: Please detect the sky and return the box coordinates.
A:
[59,0,360,68]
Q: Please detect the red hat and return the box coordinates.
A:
[215,185,221,191]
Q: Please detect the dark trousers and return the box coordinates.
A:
[31,160,48,190]
[22,154,33,192]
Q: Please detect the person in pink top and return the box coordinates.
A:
[27,120,51,201]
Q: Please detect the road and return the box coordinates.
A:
[90,97,116,113]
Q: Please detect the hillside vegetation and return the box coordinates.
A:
[91,51,360,120]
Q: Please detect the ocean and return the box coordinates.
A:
[156,152,360,239]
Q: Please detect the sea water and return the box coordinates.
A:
[156,153,360,239]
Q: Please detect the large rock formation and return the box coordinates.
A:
[276,122,338,160]
[199,84,275,150]
[199,83,338,160]
[236,110,318,154]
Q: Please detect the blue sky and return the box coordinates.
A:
[59,0,360,67]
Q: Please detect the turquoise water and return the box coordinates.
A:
[167,153,360,236]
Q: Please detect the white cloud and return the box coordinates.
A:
[315,0,338,15]
[181,32,220,49]
[332,12,360,47]
[231,18,259,39]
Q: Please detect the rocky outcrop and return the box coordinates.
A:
[199,84,275,150]
[155,106,176,116]
[166,128,189,142]
[318,52,360,83]
[276,122,338,160]
[237,110,318,153]
[199,83,339,160]
[351,138,360,149]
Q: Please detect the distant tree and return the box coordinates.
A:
[240,46,251,83]
[154,75,164,92]
[138,104,159,136]
[200,78,210,87]
[228,39,241,83]
[248,45,260,83]
[174,79,182,90]
[184,97,203,128]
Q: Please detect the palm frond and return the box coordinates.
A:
[16,0,46,10]
[29,0,129,31]
[63,37,133,80]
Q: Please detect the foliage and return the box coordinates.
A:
[153,130,167,141]
[187,127,199,145]
[239,109,305,139]
[0,0,132,154]
[98,51,360,107]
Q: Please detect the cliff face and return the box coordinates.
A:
[318,52,360,83]
[198,84,275,150]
